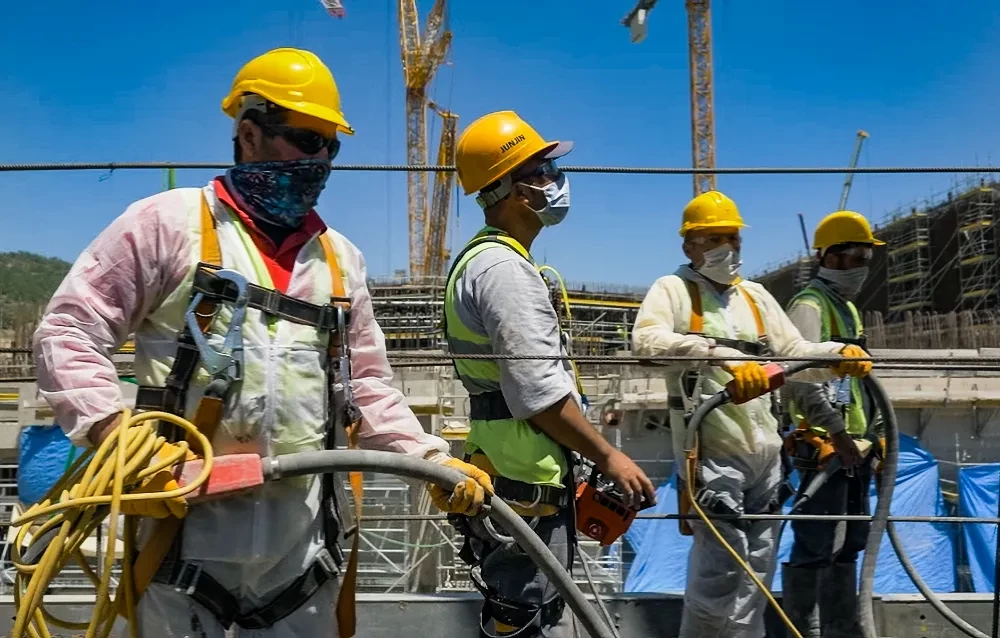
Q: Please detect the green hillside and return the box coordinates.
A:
[0,251,72,330]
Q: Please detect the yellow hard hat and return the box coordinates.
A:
[221,47,353,136]
[813,210,885,253]
[456,110,573,196]
[678,191,748,237]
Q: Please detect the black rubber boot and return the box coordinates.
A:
[818,561,864,638]
[781,563,821,638]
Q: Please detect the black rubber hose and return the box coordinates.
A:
[261,450,616,638]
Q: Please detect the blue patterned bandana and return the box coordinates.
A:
[226,159,332,228]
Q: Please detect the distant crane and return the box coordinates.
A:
[424,102,459,279]
[624,0,717,196]
[839,129,869,210]
[398,0,452,278]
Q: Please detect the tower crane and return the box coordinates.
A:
[839,129,869,210]
[398,0,452,278]
[424,102,459,279]
[623,0,717,196]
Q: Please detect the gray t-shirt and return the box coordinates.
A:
[451,244,579,420]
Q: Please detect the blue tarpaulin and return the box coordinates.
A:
[17,425,86,506]
[958,463,1000,592]
[624,434,956,594]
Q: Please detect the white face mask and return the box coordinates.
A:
[698,244,742,284]
[521,173,570,226]
[819,266,869,298]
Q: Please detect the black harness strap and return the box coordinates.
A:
[143,264,353,629]
[156,547,340,630]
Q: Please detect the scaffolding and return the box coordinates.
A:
[885,211,932,317]
[958,185,1000,309]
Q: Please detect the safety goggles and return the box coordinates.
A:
[513,159,562,183]
[476,160,563,209]
[259,122,341,159]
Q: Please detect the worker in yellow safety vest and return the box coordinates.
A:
[781,211,884,638]
[444,110,657,637]
[631,191,872,638]
[32,47,491,638]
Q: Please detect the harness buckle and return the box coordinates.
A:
[314,547,340,577]
[171,562,203,596]
[334,306,362,425]
[261,288,281,316]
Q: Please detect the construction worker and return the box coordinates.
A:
[781,211,884,637]
[32,47,492,637]
[446,110,657,637]
[631,191,873,638]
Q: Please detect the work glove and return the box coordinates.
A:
[120,442,192,519]
[833,344,872,379]
[427,457,494,516]
[722,361,771,403]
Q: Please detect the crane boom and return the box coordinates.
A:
[838,129,869,210]
[686,0,716,196]
[424,103,458,278]
[398,0,451,278]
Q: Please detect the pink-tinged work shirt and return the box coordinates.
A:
[33,179,448,459]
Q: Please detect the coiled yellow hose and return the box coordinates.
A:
[11,409,213,638]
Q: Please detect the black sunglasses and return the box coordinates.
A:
[260,122,341,159]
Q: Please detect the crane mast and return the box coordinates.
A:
[424,103,458,279]
[839,129,869,210]
[398,0,451,278]
[686,0,716,196]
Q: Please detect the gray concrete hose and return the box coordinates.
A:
[262,450,617,638]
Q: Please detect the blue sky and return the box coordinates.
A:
[2,0,1000,288]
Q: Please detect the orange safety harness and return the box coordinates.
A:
[676,277,770,535]
[125,195,364,634]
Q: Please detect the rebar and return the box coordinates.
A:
[3,161,1000,174]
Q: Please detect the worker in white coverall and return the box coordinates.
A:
[631,191,872,638]
[32,47,492,637]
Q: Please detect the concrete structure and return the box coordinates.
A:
[754,177,1000,347]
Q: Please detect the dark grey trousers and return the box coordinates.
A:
[468,505,587,638]
[789,463,872,568]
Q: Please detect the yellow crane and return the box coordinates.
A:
[685,0,716,196]
[623,0,717,196]
[398,0,452,278]
[424,102,459,279]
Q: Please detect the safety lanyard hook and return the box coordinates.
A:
[185,269,249,382]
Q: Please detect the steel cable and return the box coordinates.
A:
[3,162,1000,174]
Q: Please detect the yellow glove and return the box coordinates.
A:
[833,345,872,379]
[122,470,188,519]
[723,361,770,403]
[427,457,495,516]
[120,442,191,519]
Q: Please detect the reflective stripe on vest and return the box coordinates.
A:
[444,227,567,488]
[787,285,866,437]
